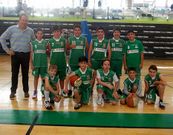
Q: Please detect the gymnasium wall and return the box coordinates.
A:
[0,20,173,59]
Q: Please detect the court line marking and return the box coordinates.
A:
[26,113,39,135]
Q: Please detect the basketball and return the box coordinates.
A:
[69,75,82,87]
[126,93,139,107]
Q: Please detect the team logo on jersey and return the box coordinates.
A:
[135,44,138,48]
[108,77,112,82]
[61,42,64,46]
[119,43,123,47]
[72,41,76,45]
[128,45,130,49]
[52,43,54,47]
[35,44,37,49]
[112,43,115,48]
[94,42,98,47]
[87,75,90,80]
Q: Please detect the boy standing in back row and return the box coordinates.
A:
[49,26,67,91]
[68,24,88,72]
[30,28,48,99]
[108,28,125,89]
[123,30,144,78]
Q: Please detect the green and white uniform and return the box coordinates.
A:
[74,67,93,104]
[109,38,125,76]
[124,39,144,76]
[96,69,119,101]
[31,39,48,77]
[91,38,109,70]
[68,36,86,71]
[49,37,66,80]
[145,73,161,103]
[42,73,59,100]
[122,77,142,98]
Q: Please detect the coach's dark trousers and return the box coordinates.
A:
[11,52,30,94]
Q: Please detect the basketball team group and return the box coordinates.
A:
[0,14,167,110]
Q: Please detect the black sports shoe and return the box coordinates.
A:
[74,103,82,110]
[24,92,29,98]
[10,93,16,99]
[50,99,55,104]
[159,101,165,109]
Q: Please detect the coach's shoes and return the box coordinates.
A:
[159,101,165,109]
[32,90,37,99]
[24,92,30,98]
[44,101,53,110]
[10,93,16,99]
[74,103,82,110]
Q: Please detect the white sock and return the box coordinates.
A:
[98,93,103,99]
[44,90,50,101]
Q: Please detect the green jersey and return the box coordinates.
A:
[31,39,48,67]
[74,67,93,86]
[91,38,109,60]
[44,73,59,90]
[97,69,118,85]
[49,37,66,70]
[124,39,144,67]
[109,38,125,60]
[123,77,142,96]
[68,36,86,66]
[145,73,161,88]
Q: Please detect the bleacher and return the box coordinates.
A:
[0,20,173,59]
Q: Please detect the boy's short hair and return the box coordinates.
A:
[127,67,136,73]
[78,56,88,63]
[102,58,110,66]
[127,30,135,34]
[148,65,158,71]
[113,27,121,33]
[49,64,58,71]
[35,28,43,33]
[73,24,81,30]
[52,25,61,32]
[96,26,104,32]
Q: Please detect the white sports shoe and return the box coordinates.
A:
[97,96,104,105]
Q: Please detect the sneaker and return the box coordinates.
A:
[44,101,53,110]
[74,103,82,110]
[10,93,16,99]
[32,90,37,99]
[97,96,104,105]
[50,99,55,104]
[42,94,45,99]
[24,92,29,98]
[159,101,166,109]
[61,90,68,98]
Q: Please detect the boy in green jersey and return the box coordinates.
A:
[120,68,142,107]
[108,28,125,89]
[43,65,61,110]
[68,25,88,72]
[96,59,119,105]
[88,26,110,70]
[64,56,94,110]
[30,28,48,99]
[123,30,144,77]
[144,65,166,109]
[49,25,67,91]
